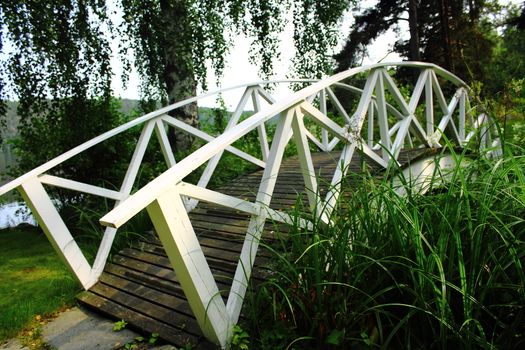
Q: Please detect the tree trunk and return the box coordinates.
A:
[438,0,453,71]
[160,0,198,152]
[408,0,421,63]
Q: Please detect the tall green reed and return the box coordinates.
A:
[245,146,524,349]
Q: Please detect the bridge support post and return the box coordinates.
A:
[146,186,231,348]
[226,108,295,325]
[18,178,94,289]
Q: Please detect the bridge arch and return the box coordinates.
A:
[0,62,500,348]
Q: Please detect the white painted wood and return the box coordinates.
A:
[196,87,255,193]
[226,108,295,326]
[407,130,414,148]
[38,175,125,201]
[459,89,466,142]
[189,87,256,211]
[102,98,287,228]
[327,137,340,152]
[19,178,94,289]
[425,69,435,138]
[263,206,314,230]
[306,92,317,104]
[177,182,257,215]
[90,226,118,279]
[394,153,457,196]
[299,102,347,142]
[1,62,468,198]
[388,121,402,138]
[154,119,177,167]
[390,117,412,159]
[324,143,356,215]
[320,89,329,149]
[375,71,392,161]
[160,115,265,168]
[368,101,375,147]
[252,89,270,161]
[304,128,325,151]
[291,108,323,216]
[446,115,461,144]
[480,114,490,148]
[435,93,460,143]
[348,70,380,133]
[90,120,156,281]
[381,69,410,116]
[431,70,450,114]
[120,120,156,196]
[254,85,277,104]
[408,69,429,113]
[359,141,389,169]
[406,71,430,145]
[147,186,230,347]
[380,69,428,148]
[176,181,312,230]
[0,83,277,196]
[465,114,487,143]
[257,124,270,161]
[408,114,429,146]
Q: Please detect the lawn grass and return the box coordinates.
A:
[0,225,80,341]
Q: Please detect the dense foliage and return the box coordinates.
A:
[0,0,353,162]
[335,0,507,84]
[0,1,128,192]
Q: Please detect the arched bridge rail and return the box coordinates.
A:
[0,62,500,348]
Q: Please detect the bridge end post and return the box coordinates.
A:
[18,178,95,289]
[146,185,231,348]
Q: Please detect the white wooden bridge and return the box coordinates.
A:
[0,63,500,348]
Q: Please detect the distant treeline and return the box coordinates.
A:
[0,100,228,185]
[0,99,141,184]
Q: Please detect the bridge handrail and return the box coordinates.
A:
[99,61,469,228]
[0,62,466,198]
[0,80,298,196]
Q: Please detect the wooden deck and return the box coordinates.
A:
[77,149,432,348]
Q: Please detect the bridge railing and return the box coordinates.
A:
[0,62,500,347]
[0,80,291,288]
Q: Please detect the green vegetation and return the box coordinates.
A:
[0,226,79,341]
[245,146,525,349]
[231,325,250,350]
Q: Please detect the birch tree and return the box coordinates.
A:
[0,0,353,163]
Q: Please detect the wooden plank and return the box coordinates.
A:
[89,284,204,337]
[116,248,236,285]
[77,291,210,348]
[142,235,273,269]
[98,273,198,326]
[105,261,187,299]
[81,148,431,348]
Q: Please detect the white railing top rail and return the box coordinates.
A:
[0,61,466,198]
[99,62,468,229]
[0,81,276,196]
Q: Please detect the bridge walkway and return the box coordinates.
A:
[77,148,429,348]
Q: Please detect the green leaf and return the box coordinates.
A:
[325,329,345,345]
[113,319,128,332]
